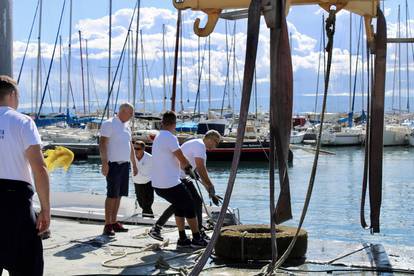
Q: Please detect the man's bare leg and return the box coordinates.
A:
[105,198,112,225]
[112,197,121,223]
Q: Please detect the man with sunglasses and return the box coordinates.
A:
[149,130,221,242]
[132,141,154,218]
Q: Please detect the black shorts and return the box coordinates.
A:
[0,179,43,276]
[106,161,130,198]
[154,183,196,219]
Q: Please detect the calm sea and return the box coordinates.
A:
[49,147,414,247]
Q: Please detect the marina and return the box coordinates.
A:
[1,0,414,275]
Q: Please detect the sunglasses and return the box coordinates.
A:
[134,147,143,151]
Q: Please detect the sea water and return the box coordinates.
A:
[49,147,414,247]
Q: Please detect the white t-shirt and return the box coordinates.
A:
[151,130,180,189]
[132,151,152,184]
[99,117,131,162]
[0,106,42,184]
[180,138,207,178]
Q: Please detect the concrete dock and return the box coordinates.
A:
[3,218,413,275]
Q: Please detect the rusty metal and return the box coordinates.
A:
[189,0,262,274]
[173,0,378,42]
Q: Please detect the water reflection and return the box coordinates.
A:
[49,147,414,247]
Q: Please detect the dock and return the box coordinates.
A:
[3,218,413,275]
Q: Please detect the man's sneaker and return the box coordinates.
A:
[200,230,210,241]
[142,213,155,218]
[148,226,163,241]
[191,237,208,248]
[103,224,115,236]
[112,222,128,232]
[177,238,192,248]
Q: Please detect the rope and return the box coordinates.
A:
[190,175,212,219]
[189,1,262,274]
[36,0,66,118]
[17,0,40,84]
[259,8,337,275]
[102,240,168,268]
[99,0,139,124]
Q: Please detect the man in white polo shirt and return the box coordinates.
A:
[99,103,137,236]
[151,111,208,248]
[0,75,50,276]
[149,130,221,242]
[132,140,154,218]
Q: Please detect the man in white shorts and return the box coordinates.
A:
[99,103,137,236]
[0,75,50,276]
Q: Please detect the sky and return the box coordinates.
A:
[10,0,414,114]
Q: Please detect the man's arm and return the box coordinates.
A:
[130,142,138,176]
[99,136,109,176]
[194,157,213,189]
[26,144,50,235]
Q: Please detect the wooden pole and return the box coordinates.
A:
[171,10,182,112]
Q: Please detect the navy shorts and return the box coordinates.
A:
[106,161,130,198]
[154,183,196,219]
[0,179,44,276]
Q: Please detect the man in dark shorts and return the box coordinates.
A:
[0,75,50,276]
[132,140,154,218]
[149,130,221,241]
[150,111,208,248]
[99,103,137,235]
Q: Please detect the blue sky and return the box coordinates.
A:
[11,0,414,114]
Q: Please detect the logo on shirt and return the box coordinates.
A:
[0,129,4,140]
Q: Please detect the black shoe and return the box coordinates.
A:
[200,230,210,241]
[148,226,163,241]
[191,237,208,248]
[143,213,155,218]
[177,238,192,248]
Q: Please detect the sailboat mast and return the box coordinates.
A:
[208,35,211,112]
[163,24,166,112]
[67,0,72,114]
[406,0,410,112]
[398,5,402,112]
[140,29,145,113]
[107,0,112,118]
[127,31,131,103]
[132,0,141,120]
[0,0,13,77]
[349,12,352,113]
[198,36,201,114]
[79,31,86,114]
[59,35,63,113]
[171,10,181,112]
[85,39,91,113]
[31,68,34,113]
[180,17,183,112]
[36,0,43,114]
[232,22,236,117]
